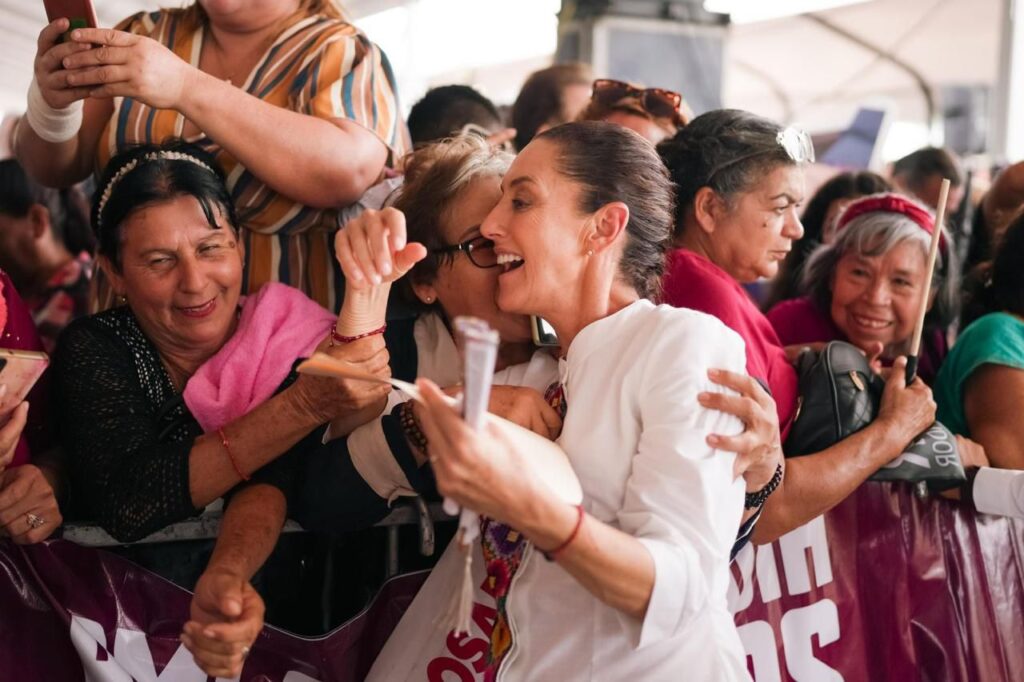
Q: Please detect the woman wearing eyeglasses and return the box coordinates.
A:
[657,109,937,542]
[298,133,779,544]
[292,135,564,535]
[577,78,691,145]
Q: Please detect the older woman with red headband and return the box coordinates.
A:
[767,193,960,385]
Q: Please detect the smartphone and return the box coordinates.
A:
[0,349,49,427]
[43,0,98,42]
[531,316,559,347]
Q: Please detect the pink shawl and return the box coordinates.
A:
[183,282,336,433]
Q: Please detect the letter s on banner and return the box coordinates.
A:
[780,599,843,682]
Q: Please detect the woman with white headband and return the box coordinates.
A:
[52,140,393,678]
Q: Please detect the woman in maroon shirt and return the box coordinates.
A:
[0,270,62,542]
[657,110,936,542]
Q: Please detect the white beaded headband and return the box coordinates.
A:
[96,151,217,227]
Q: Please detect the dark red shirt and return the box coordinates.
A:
[663,249,799,438]
[766,296,947,386]
[1,271,50,467]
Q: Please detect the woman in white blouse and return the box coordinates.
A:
[410,122,755,680]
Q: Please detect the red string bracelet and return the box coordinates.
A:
[218,428,250,481]
[543,504,585,562]
[330,324,387,346]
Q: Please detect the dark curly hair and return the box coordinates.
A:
[92,140,236,268]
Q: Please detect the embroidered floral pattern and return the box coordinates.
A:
[479,380,567,679]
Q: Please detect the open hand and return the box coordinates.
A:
[698,369,783,491]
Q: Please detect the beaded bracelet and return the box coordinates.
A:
[218,428,250,482]
[398,402,429,455]
[744,463,783,509]
[542,504,586,562]
[330,324,386,347]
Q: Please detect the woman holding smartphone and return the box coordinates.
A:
[0,270,62,544]
[18,0,407,310]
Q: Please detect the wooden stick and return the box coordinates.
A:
[906,178,950,383]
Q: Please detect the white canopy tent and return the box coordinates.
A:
[0,0,1017,162]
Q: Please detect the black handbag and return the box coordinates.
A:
[784,341,883,457]
[784,341,966,490]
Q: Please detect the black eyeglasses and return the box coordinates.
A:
[432,234,499,269]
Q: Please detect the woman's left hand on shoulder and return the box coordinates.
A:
[415,379,543,525]
[61,28,192,110]
[698,369,783,491]
[0,464,62,544]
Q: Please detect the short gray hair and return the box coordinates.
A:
[802,208,960,330]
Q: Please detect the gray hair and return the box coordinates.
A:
[802,209,960,330]
[392,134,513,310]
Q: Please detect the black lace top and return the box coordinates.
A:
[53,306,295,542]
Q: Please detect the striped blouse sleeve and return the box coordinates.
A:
[296,28,410,166]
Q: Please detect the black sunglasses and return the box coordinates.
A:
[432,234,499,269]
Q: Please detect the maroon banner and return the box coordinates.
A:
[730,483,1024,681]
[0,538,425,681]
[1,484,1022,680]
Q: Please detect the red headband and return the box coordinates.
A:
[835,193,948,255]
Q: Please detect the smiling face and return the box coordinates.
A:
[706,164,806,283]
[414,174,533,344]
[104,195,244,359]
[829,238,931,355]
[480,139,593,322]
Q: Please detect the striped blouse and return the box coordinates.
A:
[94,10,409,311]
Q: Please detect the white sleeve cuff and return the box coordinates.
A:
[634,537,705,649]
[973,467,1024,520]
[348,416,416,504]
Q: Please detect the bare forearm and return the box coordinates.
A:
[520,493,654,620]
[178,70,386,207]
[754,421,904,543]
[208,484,286,581]
[13,97,111,187]
[188,388,321,506]
[13,121,90,187]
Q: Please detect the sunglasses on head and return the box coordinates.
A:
[706,126,816,184]
[591,79,687,124]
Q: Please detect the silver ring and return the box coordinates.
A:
[241,645,251,659]
[26,513,45,530]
